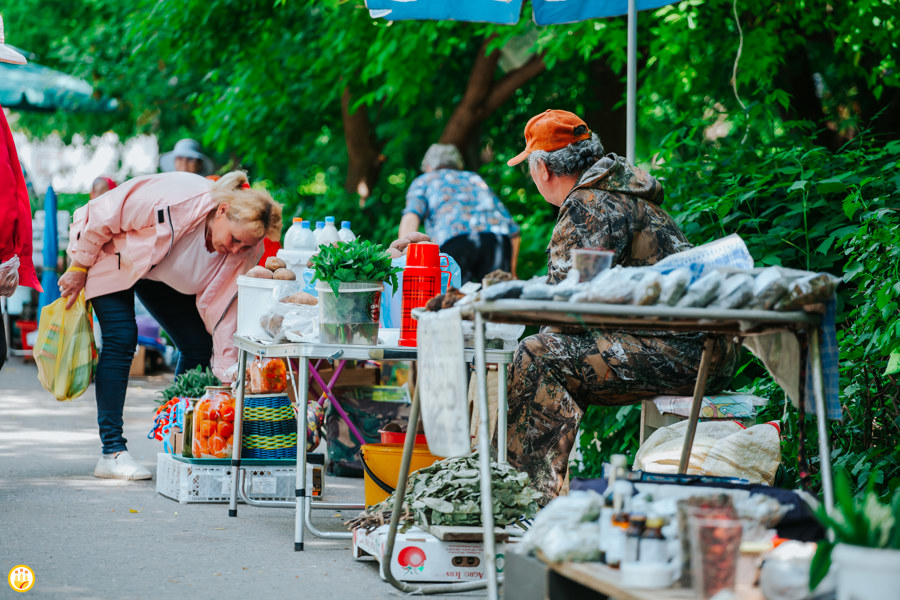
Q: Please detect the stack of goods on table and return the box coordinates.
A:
[513,453,832,598]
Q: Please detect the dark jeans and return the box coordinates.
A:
[91,280,212,454]
[440,232,512,285]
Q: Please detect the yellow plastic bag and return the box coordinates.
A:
[34,291,98,401]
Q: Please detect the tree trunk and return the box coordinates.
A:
[341,86,385,205]
[583,59,627,157]
[439,37,547,166]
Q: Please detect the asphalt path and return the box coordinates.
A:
[0,359,486,599]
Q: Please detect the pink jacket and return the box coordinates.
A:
[67,172,260,380]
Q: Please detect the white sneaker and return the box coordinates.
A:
[93,451,152,480]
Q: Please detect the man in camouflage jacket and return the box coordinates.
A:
[506,110,738,503]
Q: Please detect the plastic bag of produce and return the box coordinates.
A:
[246,357,288,394]
[34,292,98,401]
[774,272,841,311]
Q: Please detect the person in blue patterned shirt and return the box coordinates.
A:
[399,144,520,283]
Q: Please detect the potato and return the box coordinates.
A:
[265,257,286,271]
[389,238,411,253]
[283,292,317,306]
[272,268,296,280]
[387,247,402,259]
[246,265,274,279]
[403,232,431,243]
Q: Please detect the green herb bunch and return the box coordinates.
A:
[809,470,900,589]
[156,365,220,405]
[309,239,402,296]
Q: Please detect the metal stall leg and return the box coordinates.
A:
[229,348,250,517]
[497,363,508,464]
[380,386,489,595]
[474,312,500,599]
[295,357,310,550]
[810,327,835,513]
[678,337,715,475]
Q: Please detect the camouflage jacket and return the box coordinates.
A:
[546,154,691,284]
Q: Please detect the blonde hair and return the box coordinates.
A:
[210,171,283,241]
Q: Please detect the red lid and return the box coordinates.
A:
[406,243,440,267]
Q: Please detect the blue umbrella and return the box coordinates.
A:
[366,0,679,163]
[0,58,117,113]
[37,185,60,317]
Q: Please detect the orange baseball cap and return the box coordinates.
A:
[507,109,591,166]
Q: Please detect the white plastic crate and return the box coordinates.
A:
[156,453,296,504]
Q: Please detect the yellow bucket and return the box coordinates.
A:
[361,443,442,506]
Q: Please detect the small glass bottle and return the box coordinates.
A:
[640,516,667,564]
[623,513,646,564]
[181,399,195,458]
[599,454,627,563]
[606,479,632,568]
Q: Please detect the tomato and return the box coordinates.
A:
[200,420,217,437]
[207,407,219,421]
[220,406,235,422]
[217,421,234,439]
[209,435,227,458]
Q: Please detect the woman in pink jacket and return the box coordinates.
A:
[58,170,282,480]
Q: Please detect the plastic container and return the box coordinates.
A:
[246,357,288,394]
[380,254,461,329]
[313,221,326,246]
[338,221,356,243]
[689,517,742,599]
[379,430,427,445]
[398,243,447,347]
[236,276,295,339]
[360,443,442,506]
[283,217,305,250]
[319,217,340,246]
[192,386,236,459]
[316,280,383,345]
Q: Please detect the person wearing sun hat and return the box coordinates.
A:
[0,14,41,373]
[159,138,216,176]
[504,109,739,504]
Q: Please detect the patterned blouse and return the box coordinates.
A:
[403,169,519,247]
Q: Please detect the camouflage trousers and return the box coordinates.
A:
[506,329,738,505]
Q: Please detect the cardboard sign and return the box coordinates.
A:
[416,308,471,457]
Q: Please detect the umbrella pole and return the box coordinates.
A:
[626,0,637,165]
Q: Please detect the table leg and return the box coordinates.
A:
[295,357,310,551]
[810,327,835,513]
[229,348,249,517]
[677,336,715,475]
[497,363,508,465]
[474,312,500,600]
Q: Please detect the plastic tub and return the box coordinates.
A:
[378,430,427,445]
[16,320,37,352]
[316,281,383,345]
[236,276,294,339]
[361,443,441,506]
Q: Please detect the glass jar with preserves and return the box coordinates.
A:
[192,386,236,459]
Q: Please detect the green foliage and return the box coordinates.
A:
[309,239,402,296]
[809,471,900,590]
[157,365,220,405]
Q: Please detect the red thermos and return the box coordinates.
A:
[399,243,446,347]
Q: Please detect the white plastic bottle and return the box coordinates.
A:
[295,221,317,250]
[283,218,305,250]
[313,221,326,246]
[319,216,340,246]
[338,221,356,243]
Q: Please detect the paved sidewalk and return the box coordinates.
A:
[0,359,487,599]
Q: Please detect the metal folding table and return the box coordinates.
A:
[457,299,831,600]
[227,335,513,551]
